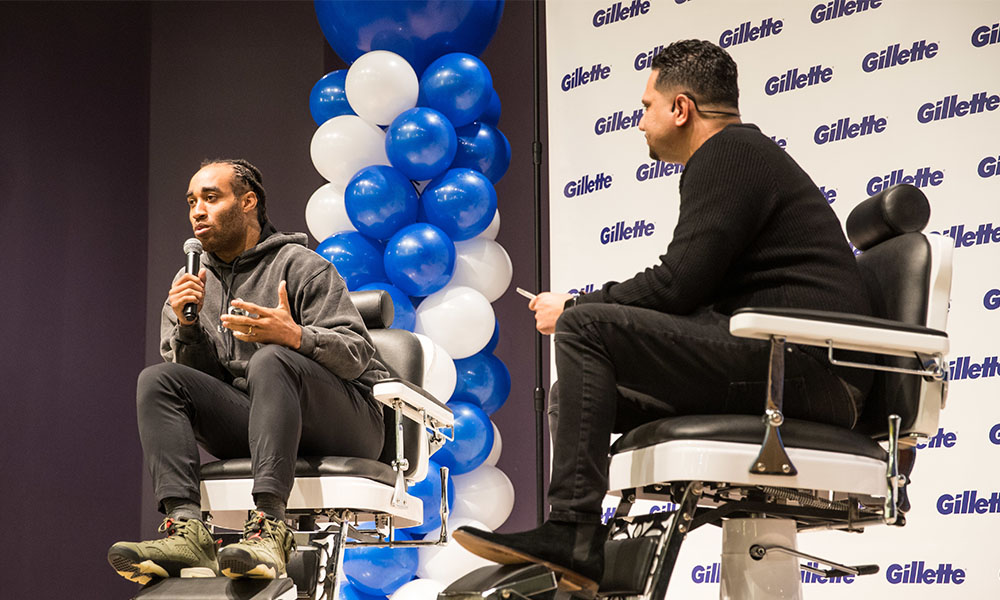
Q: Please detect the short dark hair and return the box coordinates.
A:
[650,40,739,110]
[202,158,268,227]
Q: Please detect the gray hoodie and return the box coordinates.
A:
[160,224,388,392]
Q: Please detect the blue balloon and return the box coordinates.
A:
[316,232,386,291]
[400,460,456,535]
[480,88,501,126]
[357,282,416,332]
[420,168,497,241]
[452,351,511,415]
[314,1,504,76]
[343,529,418,596]
[339,582,386,600]
[384,223,456,297]
[345,166,419,240]
[451,122,511,183]
[385,107,457,181]
[310,69,354,126]
[419,53,494,127]
[432,401,494,475]
[483,318,500,353]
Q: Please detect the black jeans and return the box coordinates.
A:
[546,304,864,524]
[137,345,384,512]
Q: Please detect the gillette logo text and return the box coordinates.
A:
[564,173,613,198]
[765,64,833,95]
[862,39,938,72]
[600,219,655,245]
[814,114,887,144]
[917,91,1000,124]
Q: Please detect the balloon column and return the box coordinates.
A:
[307,1,514,594]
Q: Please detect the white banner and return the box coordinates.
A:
[546,1,1000,596]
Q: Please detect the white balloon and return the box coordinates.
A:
[450,239,513,303]
[388,578,446,600]
[450,465,515,531]
[418,518,495,586]
[310,115,390,188]
[414,333,457,404]
[476,209,500,240]
[346,51,419,126]
[305,183,355,242]
[484,421,502,466]
[415,286,495,359]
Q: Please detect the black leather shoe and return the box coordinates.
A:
[453,520,607,594]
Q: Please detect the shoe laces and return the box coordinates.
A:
[242,512,276,544]
[241,512,294,552]
[157,517,181,536]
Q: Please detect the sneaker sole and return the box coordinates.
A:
[108,546,218,585]
[219,548,282,580]
[452,530,598,595]
[108,549,169,586]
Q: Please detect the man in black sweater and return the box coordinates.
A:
[454,40,873,592]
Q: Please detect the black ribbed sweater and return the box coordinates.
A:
[578,124,872,321]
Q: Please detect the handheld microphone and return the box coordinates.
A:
[182,238,203,322]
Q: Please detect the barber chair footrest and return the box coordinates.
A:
[132,577,296,600]
[599,537,659,595]
[439,564,558,600]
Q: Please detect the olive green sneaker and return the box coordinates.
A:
[107,517,219,585]
[218,512,296,579]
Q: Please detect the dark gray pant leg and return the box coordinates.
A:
[137,362,251,512]
[245,345,384,500]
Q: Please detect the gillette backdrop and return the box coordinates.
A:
[545,1,1000,597]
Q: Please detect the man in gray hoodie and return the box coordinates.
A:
[108,159,388,584]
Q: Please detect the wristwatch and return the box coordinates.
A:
[563,295,579,310]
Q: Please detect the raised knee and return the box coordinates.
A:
[136,362,187,409]
[246,344,300,379]
[556,302,601,334]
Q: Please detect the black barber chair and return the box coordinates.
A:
[133,289,454,600]
[441,184,952,600]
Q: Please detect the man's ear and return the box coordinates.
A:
[674,95,691,126]
[242,191,258,215]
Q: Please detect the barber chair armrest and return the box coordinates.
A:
[373,378,454,429]
[729,307,948,358]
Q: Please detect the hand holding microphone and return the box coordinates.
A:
[168,238,206,325]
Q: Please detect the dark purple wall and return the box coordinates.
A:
[0,2,151,597]
[480,1,553,532]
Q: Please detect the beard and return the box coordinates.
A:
[197,201,246,257]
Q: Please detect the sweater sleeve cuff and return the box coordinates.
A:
[575,290,603,305]
[176,322,205,344]
[298,325,318,358]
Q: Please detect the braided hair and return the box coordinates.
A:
[201,158,268,227]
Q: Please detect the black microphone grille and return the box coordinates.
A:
[183,238,203,254]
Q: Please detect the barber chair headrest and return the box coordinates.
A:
[348,289,394,330]
[846,184,930,251]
